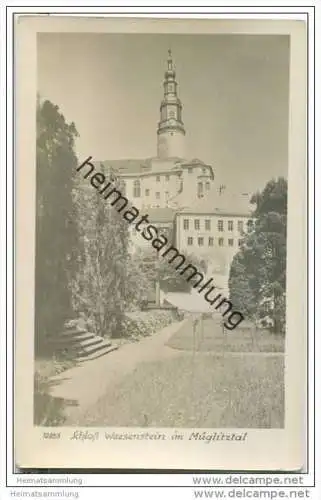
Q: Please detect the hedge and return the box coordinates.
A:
[123,310,179,341]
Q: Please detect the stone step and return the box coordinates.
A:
[77,336,105,350]
[47,332,97,346]
[68,338,106,356]
[76,340,108,356]
[60,329,92,340]
[61,327,88,335]
[77,343,118,362]
[78,339,112,356]
[54,335,109,355]
[46,325,117,362]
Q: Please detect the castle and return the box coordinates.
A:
[97,50,252,286]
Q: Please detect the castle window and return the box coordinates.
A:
[228,238,234,247]
[188,168,192,174]
[247,219,254,230]
[156,175,160,182]
[228,220,234,231]
[218,220,224,232]
[238,239,243,247]
[238,220,244,233]
[165,175,170,181]
[120,180,126,195]
[198,237,204,247]
[197,182,203,198]
[194,219,200,230]
[133,180,141,198]
[187,237,193,246]
[218,238,224,247]
[208,237,214,247]
[145,189,150,196]
[156,192,160,200]
[169,110,175,118]
[205,220,211,231]
[183,219,189,230]
[205,181,210,190]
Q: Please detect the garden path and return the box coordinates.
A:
[48,313,284,424]
[49,318,190,421]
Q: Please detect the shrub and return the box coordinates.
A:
[123,310,178,341]
[33,357,74,426]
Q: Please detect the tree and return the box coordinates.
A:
[129,247,208,300]
[228,177,287,333]
[35,99,79,353]
[72,171,129,338]
[158,253,207,292]
[125,248,155,308]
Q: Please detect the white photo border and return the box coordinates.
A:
[1,4,317,496]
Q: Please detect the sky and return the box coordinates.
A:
[38,33,290,193]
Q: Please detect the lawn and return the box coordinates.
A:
[77,353,284,428]
[166,318,285,353]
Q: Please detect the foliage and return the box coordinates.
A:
[72,172,129,338]
[34,356,75,426]
[159,252,207,292]
[228,177,287,334]
[129,247,208,301]
[35,99,79,353]
[36,98,131,343]
[123,310,178,341]
[124,250,154,310]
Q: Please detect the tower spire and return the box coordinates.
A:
[157,50,185,159]
[167,48,173,71]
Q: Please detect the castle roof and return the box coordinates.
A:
[96,158,154,175]
[177,190,253,217]
[95,157,214,178]
[147,207,176,223]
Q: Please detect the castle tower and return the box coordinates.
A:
[157,50,186,159]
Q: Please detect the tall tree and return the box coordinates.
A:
[229,177,287,333]
[35,99,79,353]
[73,172,129,338]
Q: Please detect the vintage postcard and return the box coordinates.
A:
[14,16,307,470]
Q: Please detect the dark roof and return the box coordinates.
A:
[95,158,154,175]
[178,190,253,216]
[148,207,176,223]
[94,157,214,177]
[184,158,206,165]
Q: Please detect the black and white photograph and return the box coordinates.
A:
[14,16,307,471]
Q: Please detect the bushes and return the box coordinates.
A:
[34,357,75,426]
[34,372,66,426]
[123,310,178,341]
